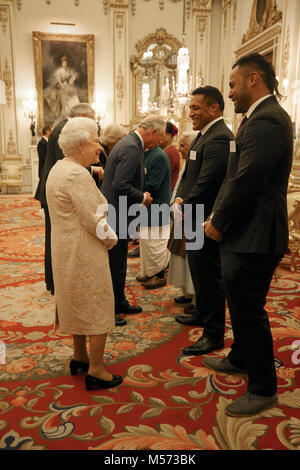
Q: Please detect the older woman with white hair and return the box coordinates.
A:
[93,123,127,188]
[46,117,122,391]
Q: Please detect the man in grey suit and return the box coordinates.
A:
[173,86,234,355]
[204,53,293,417]
[101,115,165,326]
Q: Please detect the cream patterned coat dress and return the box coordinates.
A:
[46,158,117,335]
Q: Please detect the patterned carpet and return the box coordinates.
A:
[0,195,299,451]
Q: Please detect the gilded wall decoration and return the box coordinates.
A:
[130,0,136,15]
[0,6,9,34]
[222,0,231,8]
[232,0,237,32]
[197,16,207,44]
[193,0,211,11]
[223,7,228,38]
[116,62,125,110]
[109,0,128,8]
[130,28,182,118]
[115,13,124,41]
[7,130,16,154]
[242,0,282,44]
[130,0,191,17]
[3,58,12,107]
[16,0,22,10]
[32,32,95,132]
[103,0,109,14]
[281,26,290,81]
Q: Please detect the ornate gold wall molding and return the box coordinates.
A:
[235,23,281,58]
[3,57,12,107]
[103,0,109,14]
[110,0,128,8]
[242,0,282,44]
[193,0,211,11]
[197,16,207,44]
[115,12,124,41]
[281,25,290,79]
[111,5,129,123]
[7,129,16,154]
[232,0,237,32]
[0,5,9,34]
[116,62,125,110]
[222,0,231,7]
[133,28,182,59]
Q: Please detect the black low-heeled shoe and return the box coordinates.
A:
[85,373,123,390]
[69,359,89,376]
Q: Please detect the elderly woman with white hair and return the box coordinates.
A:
[46,117,122,391]
[93,123,127,188]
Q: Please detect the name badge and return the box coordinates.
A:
[230,141,236,153]
[190,150,197,161]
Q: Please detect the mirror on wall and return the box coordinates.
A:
[130,28,182,121]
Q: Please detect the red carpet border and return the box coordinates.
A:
[0,195,299,450]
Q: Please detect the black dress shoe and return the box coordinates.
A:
[118,303,142,314]
[184,304,197,315]
[175,314,203,326]
[69,359,89,376]
[182,336,224,356]
[174,295,193,304]
[115,314,127,326]
[85,373,123,390]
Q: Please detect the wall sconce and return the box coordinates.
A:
[92,98,107,132]
[22,96,37,145]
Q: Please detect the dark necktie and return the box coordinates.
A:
[236,116,247,135]
[191,131,202,149]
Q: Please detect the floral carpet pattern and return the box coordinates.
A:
[0,195,299,450]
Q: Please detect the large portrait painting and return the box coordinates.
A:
[32,32,94,132]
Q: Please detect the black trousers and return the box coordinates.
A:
[108,237,129,314]
[220,250,282,397]
[187,237,225,341]
[44,205,54,292]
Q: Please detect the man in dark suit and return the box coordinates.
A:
[34,103,96,295]
[204,53,293,417]
[173,86,234,355]
[101,114,166,326]
[37,125,52,178]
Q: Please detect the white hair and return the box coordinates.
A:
[181,131,198,145]
[58,117,98,157]
[69,103,95,118]
[100,123,126,146]
[138,114,165,132]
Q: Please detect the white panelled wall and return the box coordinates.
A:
[0,0,299,192]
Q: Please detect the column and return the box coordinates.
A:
[0,0,21,166]
[191,0,212,88]
[109,0,130,126]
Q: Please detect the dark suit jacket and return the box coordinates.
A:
[34,119,68,206]
[101,131,144,234]
[176,119,234,223]
[212,96,293,254]
[37,137,48,178]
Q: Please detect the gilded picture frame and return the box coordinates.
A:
[32,31,95,133]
